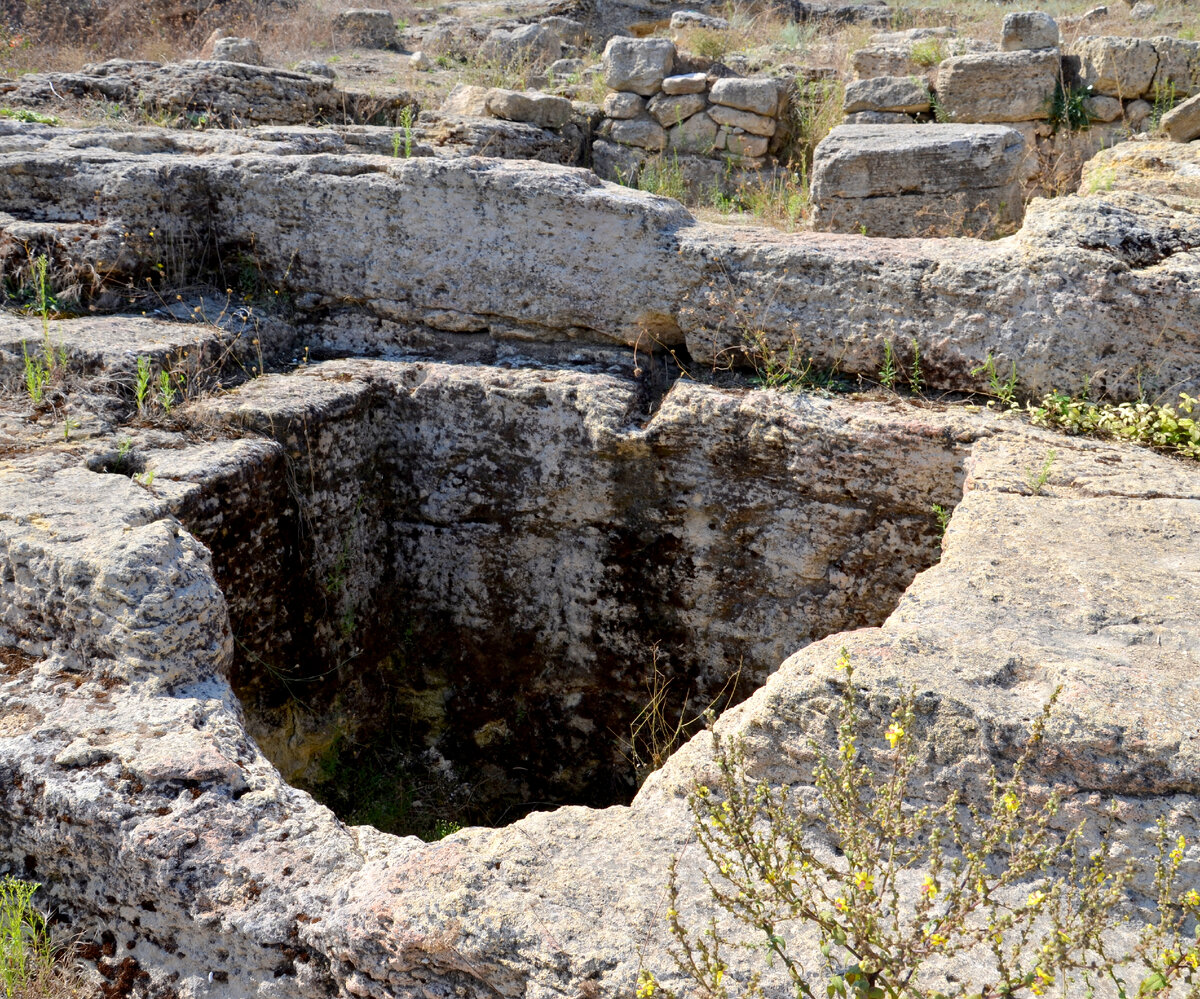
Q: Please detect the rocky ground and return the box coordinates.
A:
[1,0,1199,996]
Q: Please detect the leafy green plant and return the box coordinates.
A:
[398,104,415,158]
[909,337,924,395]
[20,340,49,404]
[909,38,946,68]
[878,341,899,390]
[0,107,60,125]
[1048,81,1090,134]
[1025,448,1056,495]
[931,502,950,538]
[641,649,1200,999]
[1029,392,1200,459]
[971,352,1020,408]
[134,355,152,415]
[1,876,52,998]
[1152,82,1178,131]
[157,368,177,414]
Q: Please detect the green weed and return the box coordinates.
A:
[971,351,1020,408]
[0,108,59,125]
[0,876,52,998]
[878,341,898,390]
[1048,81,1090,134]
[1030,391,1200,459]
[1025,448,1056,495]
[909,37,946,68]
[641,649,1200,999]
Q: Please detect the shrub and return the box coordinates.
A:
[641,650,1200,999]
[1029,392,1200,460]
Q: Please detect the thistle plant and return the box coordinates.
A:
[642,650,1200,999]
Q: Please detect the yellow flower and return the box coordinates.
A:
[1184,889,1200,908]
[921,877,939,898]
[885,723,904,748]
[1026,891,1047,909]
[1002,791,1020,814]
[834,897,848,912]
[836,649,852,672]
[854,871,874,892]
[636,973,657,998]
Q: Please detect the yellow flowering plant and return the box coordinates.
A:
[643,649,1199,999]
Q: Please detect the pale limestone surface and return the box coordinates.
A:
[842,74,931,113]
[1,342,1197,997]
[935,48,1059,122]
[1,125,1199,406]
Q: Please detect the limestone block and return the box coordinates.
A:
[1074,35,1158,98]
[331,9,396,48]
[725,131,768,157]
[1161,91,1200,141]
[484,89,572,128]
[845,110,915,124]
[295,60,336,78]
[211,37,262,64]
[482,24,562,70]
[1083,94,1123,122]
[843,74,930,113]
[539,15,588,48]
[1131,1,1156,19]
[666,111,717,152]
[590,137,644,181]
[936,49,1059,122]
[1125,98,1152,128]
[707,103,776,135]
[851,44,917,80]
[1001,11,1060,51]
[602,37,675,96]
[648,91,707,126]
[811,123,1025,235]
[1150,37,1200,98]
[670,9,729,29]
[709,76,778,115]
[662,72,707,95]
[442,83,490,116]
[603,91,646,119]
[609,115,667,149]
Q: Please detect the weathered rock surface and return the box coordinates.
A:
[2,123,1200,401]
[1001,10,1060,51]
[1161,91,1200,142]
[211,37,263,64]
[1151,36,1200,98]
[708,75,779,115]
[602,36,676,96]
[1080,137,1200,204]
[811,124,1026,235]
[484,88,573,128]
[331,8,396,48]
[1074,34,1159,97]
[0,58,416,127]
[936,48,1060,122]
[1,334,1197,997]
[843,74,931,113]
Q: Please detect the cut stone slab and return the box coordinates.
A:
[708,75,778,115]
[1161,91,1200,142]
[1083,94,1123,122]
[481,23,562,70]
[667,111,718,151]
[1151,36,1200,98]
[936,48,1059,122]
[662,72,707,95]
[670,9,728,29]
[845,110,915,124]
[603,90,647,118]
[211,37,262,64]
[331,8,395,48]
[843,74,931,113]
[1001,10,1060,51]
[484,88,572,128]
[602,36,675,96]
[1074,35,1159,98]
[648,91,707,127]
[609,115,667,149]
[707,103,776,135]
[810,123,1026,235]
[441,82,490,116]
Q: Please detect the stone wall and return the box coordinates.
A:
[592,36,790,191]
[820,17,1200,235]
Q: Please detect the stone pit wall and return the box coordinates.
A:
[187,358,971,816]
